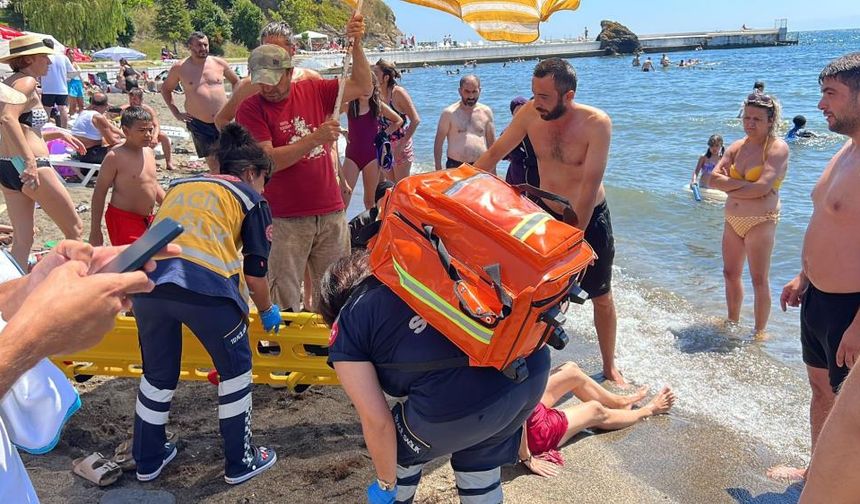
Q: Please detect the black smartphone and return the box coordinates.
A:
[98,218,183,273]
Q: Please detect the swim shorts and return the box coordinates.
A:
[76,145,110,165]
[446,157,464,169]
[536,198,615,298]
[40,94,68,107]
[526,402,569,455]
[801,283,860,393]
[186,118,220,158]
[68,79,84,99]
[105,203,154,246]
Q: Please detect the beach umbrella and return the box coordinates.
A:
[92,46,146,62]
[345,0,582,43]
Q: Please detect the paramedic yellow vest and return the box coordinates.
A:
[154,176,257,303]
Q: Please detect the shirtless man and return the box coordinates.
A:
[475,58,625,384]
[214,22,322,130]
[768,52,860,484]
[122,88,175,171]
[642,58,654,72]
[161,32,239,168]
[89,107,165,246]
[433,75,495,169]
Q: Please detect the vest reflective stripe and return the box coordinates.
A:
[510,213,551,242]
[444,173,493,197]
[392,259,494,344]
[170,177,255,211]
[157,179,252,303]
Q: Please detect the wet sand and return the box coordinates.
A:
[5,92,803,503]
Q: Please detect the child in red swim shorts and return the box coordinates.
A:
[518,361,676,476]
[90,107,165,246]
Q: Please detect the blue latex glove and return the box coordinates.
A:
[366,481,396,504]
[260,304,281,334]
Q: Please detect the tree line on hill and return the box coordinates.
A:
[3,0,399,56]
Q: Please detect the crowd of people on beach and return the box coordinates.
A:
[0,13,859,504]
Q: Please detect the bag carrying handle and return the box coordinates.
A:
[423,225,512,327]
[514,183,579,228]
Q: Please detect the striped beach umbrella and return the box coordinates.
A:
[347,0,582,43]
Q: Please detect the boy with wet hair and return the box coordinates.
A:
[89,106,165,246]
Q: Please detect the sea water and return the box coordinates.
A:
[343,29,860,462]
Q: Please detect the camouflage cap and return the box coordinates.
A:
[248,44,293,86]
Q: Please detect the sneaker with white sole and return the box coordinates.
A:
[136,442,177,482]
[224,445,277,485]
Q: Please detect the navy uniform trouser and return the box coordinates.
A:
[131,287,254,476]
[393,348,551,504]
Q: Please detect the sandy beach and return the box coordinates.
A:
[3,92,804,503]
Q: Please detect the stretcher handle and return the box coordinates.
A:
[514,183,579,228]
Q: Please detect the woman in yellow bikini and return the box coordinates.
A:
[710,92,789,334]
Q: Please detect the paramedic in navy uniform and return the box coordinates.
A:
[130,124,281,485]
[321,250,552,504]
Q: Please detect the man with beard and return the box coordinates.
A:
[236,15,371,313]
[768,52,860,485]
[474,58,625,385]
[161,32,239,169]
[433,75,495,169]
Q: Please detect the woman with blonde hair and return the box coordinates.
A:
[0,35,86,268]
[710,92,789,334]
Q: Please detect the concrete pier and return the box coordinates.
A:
[296,23,797,72]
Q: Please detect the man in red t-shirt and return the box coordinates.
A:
[236,15,371,312]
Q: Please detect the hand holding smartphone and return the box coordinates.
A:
[98,218,184,273]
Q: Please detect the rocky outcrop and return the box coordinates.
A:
[597,20,640,55]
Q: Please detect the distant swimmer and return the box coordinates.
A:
[642,57,654,72]
[660,53,670,67]
[738,80,766,117]
[691,134,724,188]
[770,52,860,489]
[632,54,640,66]
[434,74,495,169]
[786,114,818,140]
[475,58,627,385]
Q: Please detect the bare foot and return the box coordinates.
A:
[604,367,628,386]
[611,385,649,410]
[753,329,770,341]
[165,163,176,171]
[643,386,675,416]
[766,465,806,482]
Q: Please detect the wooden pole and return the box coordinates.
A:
[331,0,365,120]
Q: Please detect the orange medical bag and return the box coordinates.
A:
[368,165,596,381]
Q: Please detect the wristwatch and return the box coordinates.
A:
[377,478,396,491]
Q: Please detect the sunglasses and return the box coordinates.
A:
[744,93,774,107]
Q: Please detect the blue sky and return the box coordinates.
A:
[382,0,860,41]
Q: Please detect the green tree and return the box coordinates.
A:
[155,0,193,54]
[14,0,126,48]
[190,0,232,55]
[277,0,315,35]
[117,10,137,46]
[230,0,265,50]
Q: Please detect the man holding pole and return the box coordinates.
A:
[236,14,371,312]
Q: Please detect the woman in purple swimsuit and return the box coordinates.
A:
[341,71,403,209]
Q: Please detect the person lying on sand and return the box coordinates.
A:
[518,361,676,477]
